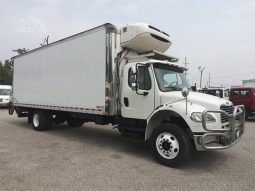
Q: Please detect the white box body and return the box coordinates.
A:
[13,25,113,114]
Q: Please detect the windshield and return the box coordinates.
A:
[153,63,190,92]
[0,89,11,95]
[224,89,230,97]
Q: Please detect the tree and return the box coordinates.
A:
[3,59,14,85]
[12,48,29,55]
[0,61,4,84]
[40,35,49,47]
[0,59,13,85]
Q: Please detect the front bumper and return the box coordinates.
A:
[0,102,9,107]
[194,105,245,151]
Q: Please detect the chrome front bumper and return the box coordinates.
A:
[194,105,245,151]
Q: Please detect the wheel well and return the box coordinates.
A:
[145,110,192,141]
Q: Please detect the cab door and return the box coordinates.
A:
[121,63,155,119]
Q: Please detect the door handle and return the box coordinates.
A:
[124,97,129,107]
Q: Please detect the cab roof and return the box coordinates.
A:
[127,50,187,71]
[148,59,187,71]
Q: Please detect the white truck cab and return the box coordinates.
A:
[10,23,245,167]
[0,85,12,107]
[118,49,244,166]
[198,87,230,100]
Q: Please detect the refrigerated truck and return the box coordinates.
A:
[10,23,245,167]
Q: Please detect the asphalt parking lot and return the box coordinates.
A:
[0,109,254,191]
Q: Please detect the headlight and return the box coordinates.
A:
[190,112,216,123]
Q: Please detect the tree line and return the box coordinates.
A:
[0,48,28,86]
[0,59,13,85]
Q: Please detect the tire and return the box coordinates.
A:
[67,118,84,127]
[32,110,52,131]
[150,123,191,167]
[245,114,249,121]
[53,114,67,124]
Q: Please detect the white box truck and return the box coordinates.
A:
[0,85,12,107]
[10,23,245,167]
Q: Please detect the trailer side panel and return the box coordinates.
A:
[13,27,107,114]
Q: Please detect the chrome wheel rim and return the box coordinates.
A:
[33,114,40,127]
[156,132,179,159]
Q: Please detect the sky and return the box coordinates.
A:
[0,0,254,87]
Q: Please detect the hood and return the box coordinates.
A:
[160,91,232,110]
[0,95,10,99]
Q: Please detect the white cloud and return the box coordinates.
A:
[226,0,255,14]
[16,17,48,33]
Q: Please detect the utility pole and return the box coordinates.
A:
[209,73,211,88]
[183,57,189,76]
[198,66,205,88]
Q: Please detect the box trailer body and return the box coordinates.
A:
[10,23,245,167]
[13,24,116,115]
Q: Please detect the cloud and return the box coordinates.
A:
[226,0,255,14]
[16,17,48,33]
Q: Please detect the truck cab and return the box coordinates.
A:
[117,51,244,166]
[0,85,12,108]
[230,87,255,119]
[198,87,230,100]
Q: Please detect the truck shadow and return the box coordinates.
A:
[50,123,151,159]
[246,117,255,122]
[183,150,229,171]
[51,124,231,171]
[8,119,232,170]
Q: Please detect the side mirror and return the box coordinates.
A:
[131,65,136,74]
[182,87,189,115]
[130,64,150,96]
[216,91,220,97]
[131,82,137,90]
[130,65,137,90]
[182,87,189,98]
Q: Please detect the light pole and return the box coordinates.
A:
[198,66,205,88]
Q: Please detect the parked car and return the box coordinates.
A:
[0,85,12,108]
[230,87,255,119]
[198,88,230,100]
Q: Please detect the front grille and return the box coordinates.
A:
[220,105,234,123]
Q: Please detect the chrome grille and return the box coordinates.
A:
[220,105,234,123]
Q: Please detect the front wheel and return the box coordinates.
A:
[150,123,191,167]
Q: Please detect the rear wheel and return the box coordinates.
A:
[32,110,52,131]
[67,118,85,127]
[53,114,67,124]
[150,123,191,167]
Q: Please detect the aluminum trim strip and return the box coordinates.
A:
[14,103,105,115]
